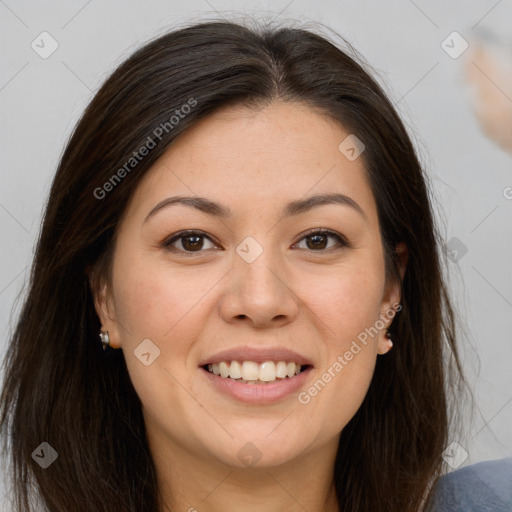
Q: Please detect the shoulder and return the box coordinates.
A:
[431,457,512,511]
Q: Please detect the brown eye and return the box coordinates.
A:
[163,228,348,255]
[306,233,329,250]
[163,230,217,253]
[294,230,348,252]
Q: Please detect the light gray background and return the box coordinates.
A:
[1,0,511,507]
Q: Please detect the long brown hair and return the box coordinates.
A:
[1,18,472,512]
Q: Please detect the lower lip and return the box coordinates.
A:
[200,366,313,404]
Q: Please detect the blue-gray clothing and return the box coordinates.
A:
[431,457,512,511]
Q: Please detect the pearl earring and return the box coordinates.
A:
[382,329,393,353]
[99,330,110,351]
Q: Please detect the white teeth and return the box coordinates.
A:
[276,361,288,378]
[229,360,242,379]
[258,361,276,382]
[205,360,306,383]
[241,361,259,381]
[219,361,230,378]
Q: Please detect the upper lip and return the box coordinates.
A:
[198,346,314,367]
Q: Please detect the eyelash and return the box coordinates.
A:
[162,228,350,256]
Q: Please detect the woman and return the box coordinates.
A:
[0,19,473,512]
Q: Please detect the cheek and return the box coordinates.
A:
[294,256,384,433]
[307,258,385,344]
[112,250,210,343]
[111,248,228,397]
[304,355,376,441]
[110,253,211,433]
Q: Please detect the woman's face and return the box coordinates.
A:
[93,101,402,469]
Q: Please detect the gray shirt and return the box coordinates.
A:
[431,457,512,511]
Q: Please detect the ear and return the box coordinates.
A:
[87,267,122,349]
[377,242,408,355]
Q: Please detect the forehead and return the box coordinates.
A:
[126,101,378,225]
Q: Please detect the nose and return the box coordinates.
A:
[218,246,299,329]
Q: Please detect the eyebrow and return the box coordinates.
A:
[144,193,368,223]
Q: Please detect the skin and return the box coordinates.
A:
[92,101,407,512]
[464,42,512,154]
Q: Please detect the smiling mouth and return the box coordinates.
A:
[202,360,311,384]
